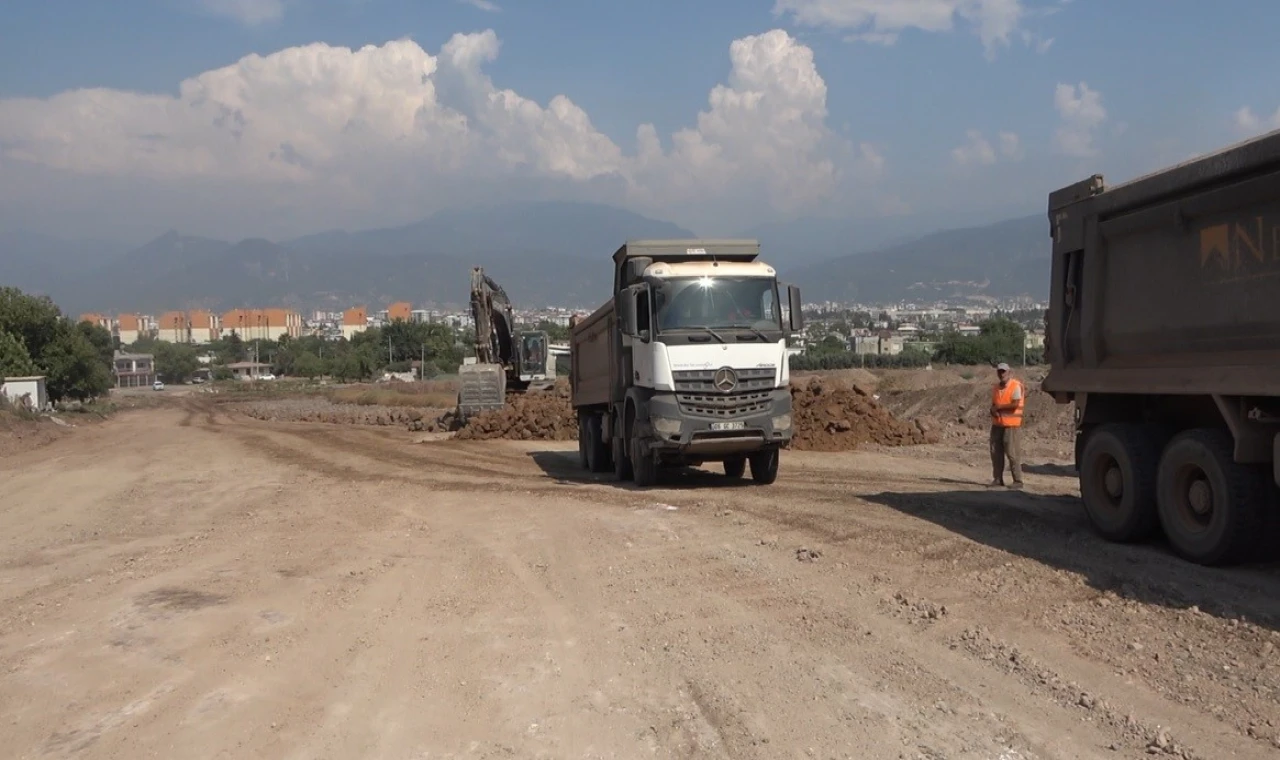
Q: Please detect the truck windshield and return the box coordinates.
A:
[653,276,781,332]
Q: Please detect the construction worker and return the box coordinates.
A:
[988,361,1024,489]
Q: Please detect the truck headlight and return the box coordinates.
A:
[771,414,792,430]
[652,417,682,436]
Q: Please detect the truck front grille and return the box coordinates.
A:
[671,368,777,418]
[671,368,776,393]
[676,389,773,418]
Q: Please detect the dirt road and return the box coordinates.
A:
[2,401,1277,759]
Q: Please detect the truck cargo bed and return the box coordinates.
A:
[569,298,616,409]
[1045,128,1280,398]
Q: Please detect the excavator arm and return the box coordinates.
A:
[457,267,554,422]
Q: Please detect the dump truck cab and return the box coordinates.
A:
[571,239,803,487]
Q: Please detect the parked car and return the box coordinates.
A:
[152,380,165,391]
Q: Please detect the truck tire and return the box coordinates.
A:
[1155,428,1269,566]
[585,414,611,473]
[748,448,779,485]
[1078,423,1161,543]
[577,415,589,469]
[630,435,657,487]
[613,435,633,481]
[723,457,746,478]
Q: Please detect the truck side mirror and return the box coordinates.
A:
[786,284,804,332]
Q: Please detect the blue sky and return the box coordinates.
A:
[2,0,1278,243]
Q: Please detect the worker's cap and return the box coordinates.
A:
[995,362,1010,372]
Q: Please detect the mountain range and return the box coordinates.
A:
[0,202,1052,314]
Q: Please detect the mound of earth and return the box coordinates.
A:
[878,373,1074,444]
[452,384,578,441]
[0,409,67,456]
[788,377,940,452]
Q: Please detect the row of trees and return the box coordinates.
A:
[789,316,1041,371]
[124,317,472,384]
[0,287,114,402]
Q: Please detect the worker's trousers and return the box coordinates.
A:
[989,425,1023,485]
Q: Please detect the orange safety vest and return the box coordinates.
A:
[992,378,1024,427]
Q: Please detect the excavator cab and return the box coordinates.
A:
[517,331,549,380]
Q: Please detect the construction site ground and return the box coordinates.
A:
[2,375,1279,759]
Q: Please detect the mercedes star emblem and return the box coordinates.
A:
[713,367,738,392]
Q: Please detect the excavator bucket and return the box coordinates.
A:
[457,362,506,421]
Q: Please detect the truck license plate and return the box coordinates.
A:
[710,421,745,431]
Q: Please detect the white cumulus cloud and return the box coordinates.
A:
[951,129,1020,165]
[1234,106,1280,135]
[1052,81,1106,157]
[773,0,1032,57]
[0,28,864,237]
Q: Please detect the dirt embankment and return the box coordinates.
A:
[788,377,938,451]
[878,372,1075,447]
[451,375,938,451]
[0,408,67,456]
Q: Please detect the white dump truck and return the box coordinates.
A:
[569,239,804,487]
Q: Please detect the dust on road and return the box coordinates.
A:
[2,400,1277,759]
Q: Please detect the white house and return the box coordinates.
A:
[1,375,48,411]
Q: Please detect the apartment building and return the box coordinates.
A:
[116,314,145,346]
[220,308,302,342]
[341,307,368,340]
[78,313,112,331]
[155,310,222,344]
[387,301,412,323]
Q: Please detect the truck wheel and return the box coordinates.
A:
[748,448,779,485]
[1156,428,1269,566]
[577,415,589,469]
[586,414,611,473]
[1078,423,1161,543]
[723,457,746,478]
[613,435,633,481]
[630,436,657,487]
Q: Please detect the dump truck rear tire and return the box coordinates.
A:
[723,457,746,478]
[1078,423,1161,543]
[1156,428,1268,566]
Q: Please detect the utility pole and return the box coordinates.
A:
[421,343,426,381]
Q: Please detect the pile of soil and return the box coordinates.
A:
[879,373,1074,444]
[0,409,67,457]
[452,384,578,441]
[788,377,940,452]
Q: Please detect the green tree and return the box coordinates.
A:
[293,351,324,380]
[932,316,1029,366]
[40,321,113,401]
[154,342,201,383]
[0,330,38,380]
[0,288,113,401]
[0,287,62,360]
[76,320,115,368]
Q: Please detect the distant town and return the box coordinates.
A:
[76,293,1048,389]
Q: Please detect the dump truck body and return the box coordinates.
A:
[1044,129,1280,566]
[569,239,803,486]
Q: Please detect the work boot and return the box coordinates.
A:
[986,479,1004,488]
[1008,481,1024,491]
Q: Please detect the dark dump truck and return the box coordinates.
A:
[1043,130,1280,566]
